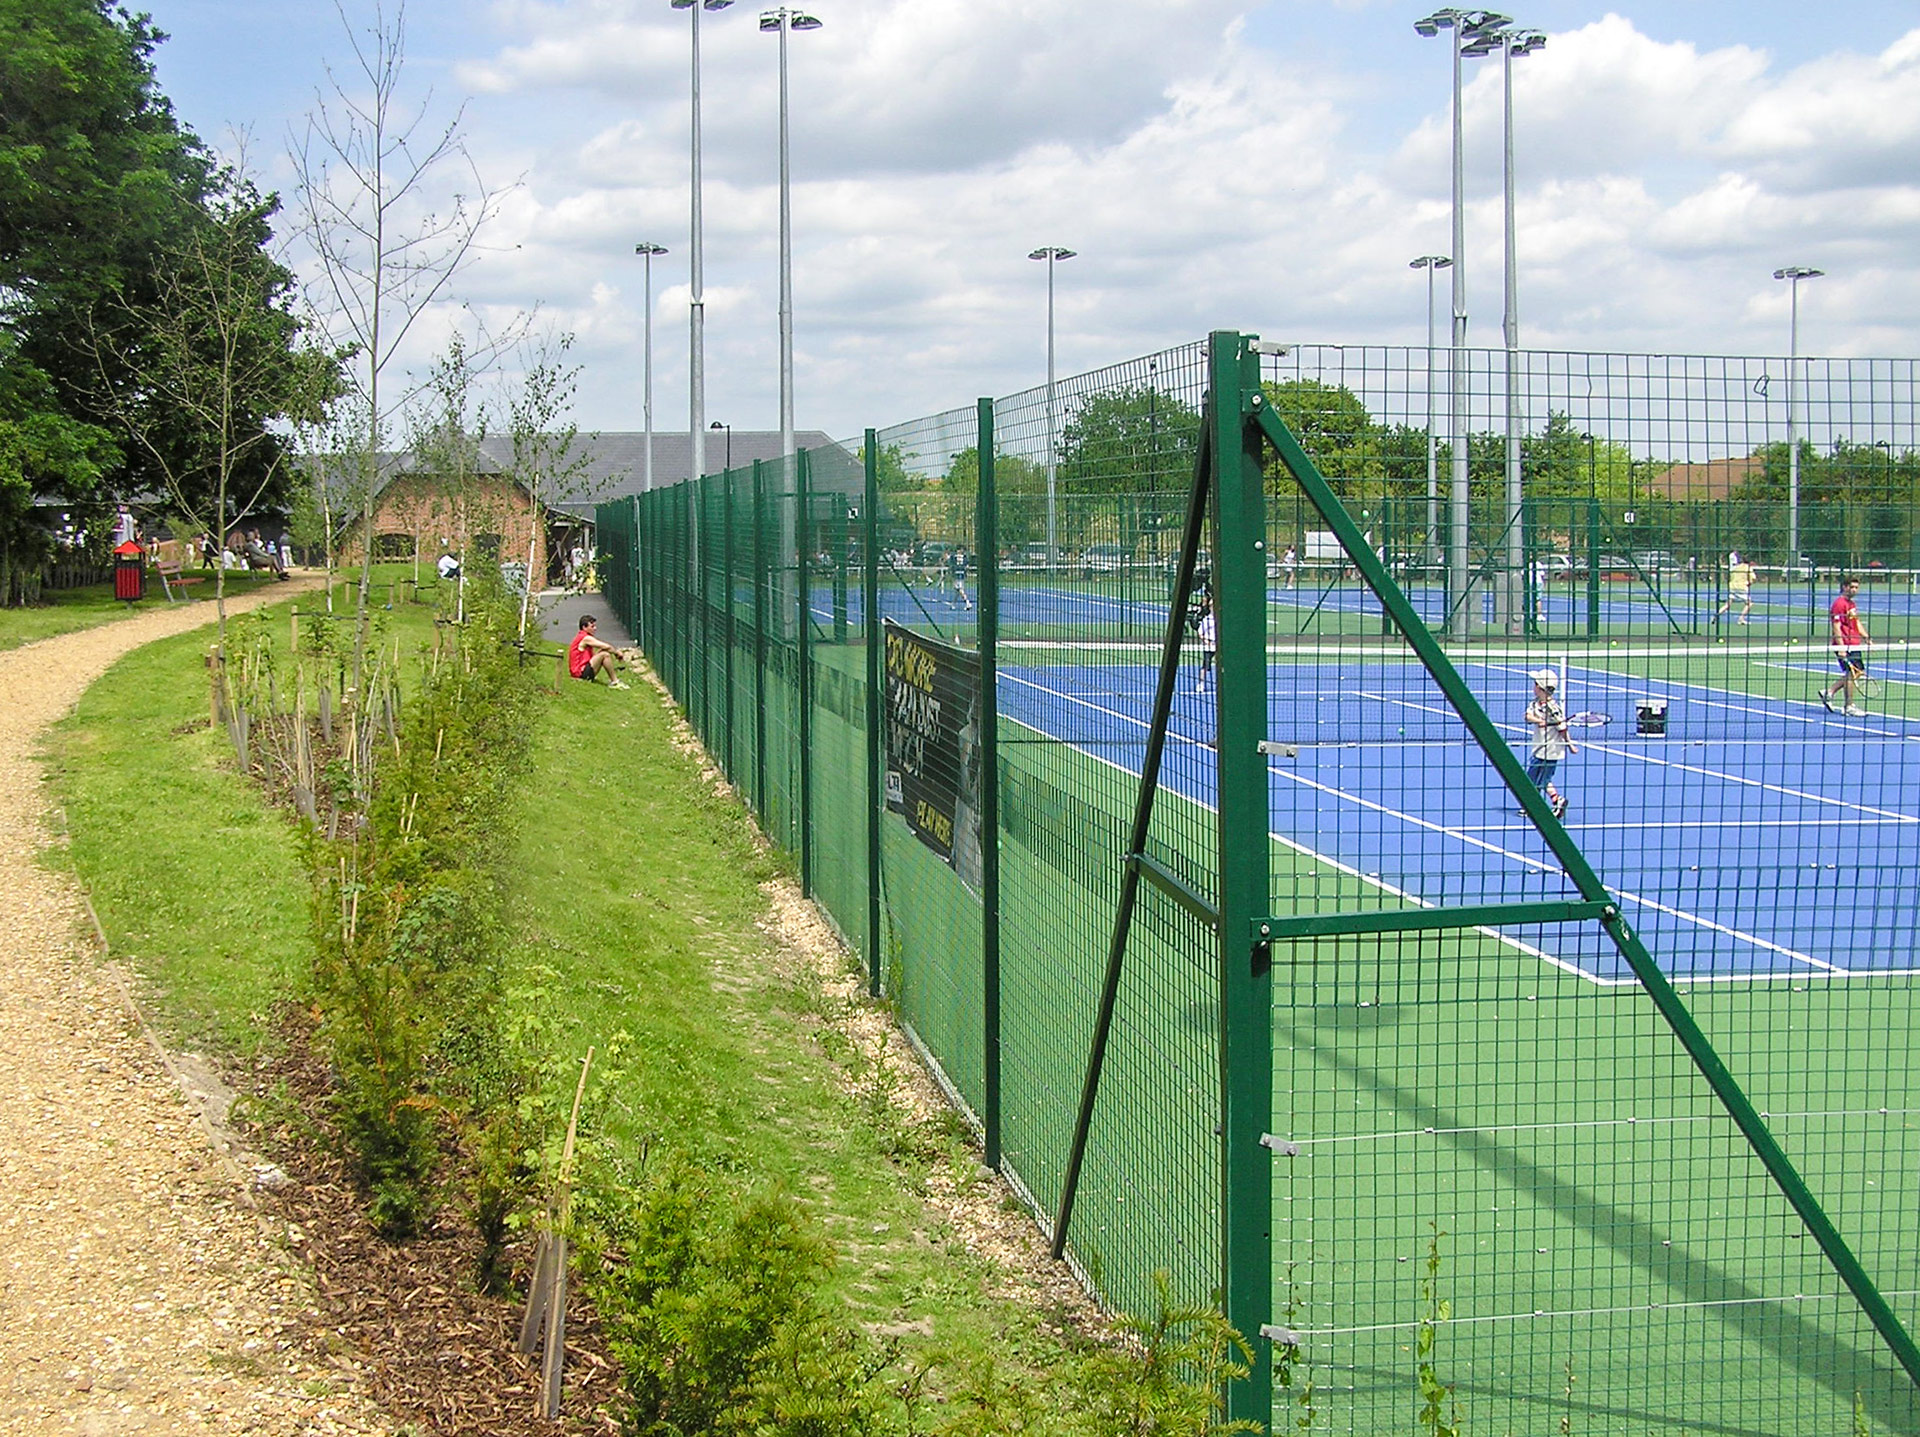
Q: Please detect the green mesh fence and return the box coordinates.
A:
[599,332,1920,1435]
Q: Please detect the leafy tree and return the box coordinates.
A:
[0,339,117,603]
[82,168,339,647]
[1052,384,1201,553]
[0,0,220,599]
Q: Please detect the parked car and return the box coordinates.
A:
[1011,542,1053,568]
[1081,543,1130,577]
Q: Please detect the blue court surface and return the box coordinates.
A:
[987,646,1920,988]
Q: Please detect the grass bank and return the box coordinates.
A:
[49,585,1242,1433]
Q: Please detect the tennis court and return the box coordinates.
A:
[993,639,1920,985]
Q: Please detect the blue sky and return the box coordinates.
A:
[144,1,1920,441]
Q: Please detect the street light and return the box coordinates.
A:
[673,0,735,485]
[1029,245,1077,567]
[1415,8,1510,633]
[1773,265,1823,566]
[635,242,669,492]
[1410,255,1453,567]
[710,419,733,472]
[1463,21,1543,632]
[760,8,821,467]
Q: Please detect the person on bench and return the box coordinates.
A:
[567,615,630,689]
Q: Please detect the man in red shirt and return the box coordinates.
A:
[568,615,630,689]
[1820,577,1871,716]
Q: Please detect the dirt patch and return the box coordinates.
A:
[243,1023,623,1437]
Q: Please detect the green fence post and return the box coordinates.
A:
[798,448,814,898]
[754,460,769,818]
[723,468,737,782]
[863,432,882,1000]
[977,398,1002,1171]
[1211,332,1273,1428]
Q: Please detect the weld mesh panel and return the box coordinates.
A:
[868,408,987,1119]
[1260,343,1920,1435]
[804,443,871,958]
[613,338,1920,1433]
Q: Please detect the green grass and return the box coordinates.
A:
[45,596,311,1052]
[48,579,1122,1415]
[0,571,290,651]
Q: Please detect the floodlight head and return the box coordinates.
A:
[791,12,822,29]
[705,0,735,9]
[760,7,822,28]
[1413,9,1461,36]
[1774,266,1825,282]
[1029,246,1076,262]
[1514,30,1547,55]
[636,241,669,256]
[1409,254,1452,270]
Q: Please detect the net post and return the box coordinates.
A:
[976,398,1002,1171]
[863,432,882,1000]
[1585,498,1601,637]
[1211,331,1274,1428]
[798,447,814,898]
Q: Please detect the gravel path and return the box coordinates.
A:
[0,586,393,1436]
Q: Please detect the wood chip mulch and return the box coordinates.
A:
[242,1024,624,1437]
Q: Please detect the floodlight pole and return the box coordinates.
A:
[1775,265,1823,567]
[1417,8,1509,635]
[1466,23,1543,632]
[636,243,669,492]
[1410,255,1453,568]
[760,7,821,465]
[674,0,734,489]
[1031,246,1077,568]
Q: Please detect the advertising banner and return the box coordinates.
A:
[882,619,984,889]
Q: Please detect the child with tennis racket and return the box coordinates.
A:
[1524,668,1575,819]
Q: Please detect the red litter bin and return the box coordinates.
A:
[113,540,145,602]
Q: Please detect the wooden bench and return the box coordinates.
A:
[155,557,204,602]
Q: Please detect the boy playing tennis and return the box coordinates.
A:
[1524,668,1574,819]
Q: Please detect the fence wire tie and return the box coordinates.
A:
[1260,1134,1302,1157]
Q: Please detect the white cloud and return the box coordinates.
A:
[279,4,1920,438]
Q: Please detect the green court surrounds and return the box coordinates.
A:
[810,630,1920,1433]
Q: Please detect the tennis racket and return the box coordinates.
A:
[1825,664,1882,701]
[1565,711,1612,728]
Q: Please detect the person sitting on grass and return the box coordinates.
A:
[567,614,630,689]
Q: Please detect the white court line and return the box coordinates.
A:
[996,671,1574,975]
[1005,659,1873,979]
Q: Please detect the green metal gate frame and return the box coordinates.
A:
[1049,332,1920,1426]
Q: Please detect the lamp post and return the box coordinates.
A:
[710,419,733,472]
[1409,255,1453,567]
[635,243,669,492]
[1464,22,1542,632]
[1029,245,1076,568]
[1774,265,1823,567]
[759,7,821,467]
[1416,8,1509,634]
[672,0,734,487]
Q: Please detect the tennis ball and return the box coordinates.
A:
[1398,727,1406,735]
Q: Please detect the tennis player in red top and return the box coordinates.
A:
[1820,577,1871,716]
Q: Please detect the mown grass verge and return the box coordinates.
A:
[1,570,291,652]
[49,580,1257,1436]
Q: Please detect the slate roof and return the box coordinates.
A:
[312,431,854,520]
